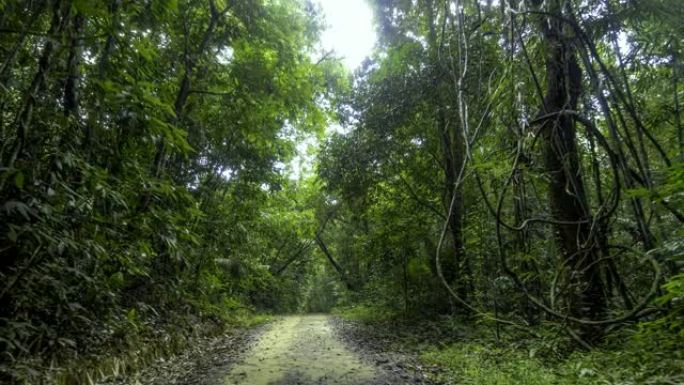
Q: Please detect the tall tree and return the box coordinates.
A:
[529,0,606,342]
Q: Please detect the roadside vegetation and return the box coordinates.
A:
[336,307,683,384]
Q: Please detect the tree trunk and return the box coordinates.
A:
[532,0,606,343]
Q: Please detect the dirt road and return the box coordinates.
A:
[98,314,432,385]
[224,314,377,385]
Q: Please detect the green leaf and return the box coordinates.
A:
[4,201,31,220]
[126,308,137,323]
[7,226,17,242]
[14,171,24,189]
[72,0,100,16]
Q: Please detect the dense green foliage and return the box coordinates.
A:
[1,0,683,384]
[317,0,684,380]
[319,0,683,328]
[0,0,342,383]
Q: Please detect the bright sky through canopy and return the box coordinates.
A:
[317,0,376,70]
[285,0,376,181]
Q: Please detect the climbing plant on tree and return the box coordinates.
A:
[318,0,683,348]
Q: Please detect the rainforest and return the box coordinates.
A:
[0,0,683,384]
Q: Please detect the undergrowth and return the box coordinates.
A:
[422,333,684,385]
[335,306,684,385]
[3,308,270,385]
[332,304,401,323]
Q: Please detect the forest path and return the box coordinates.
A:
[223,314,378,385]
